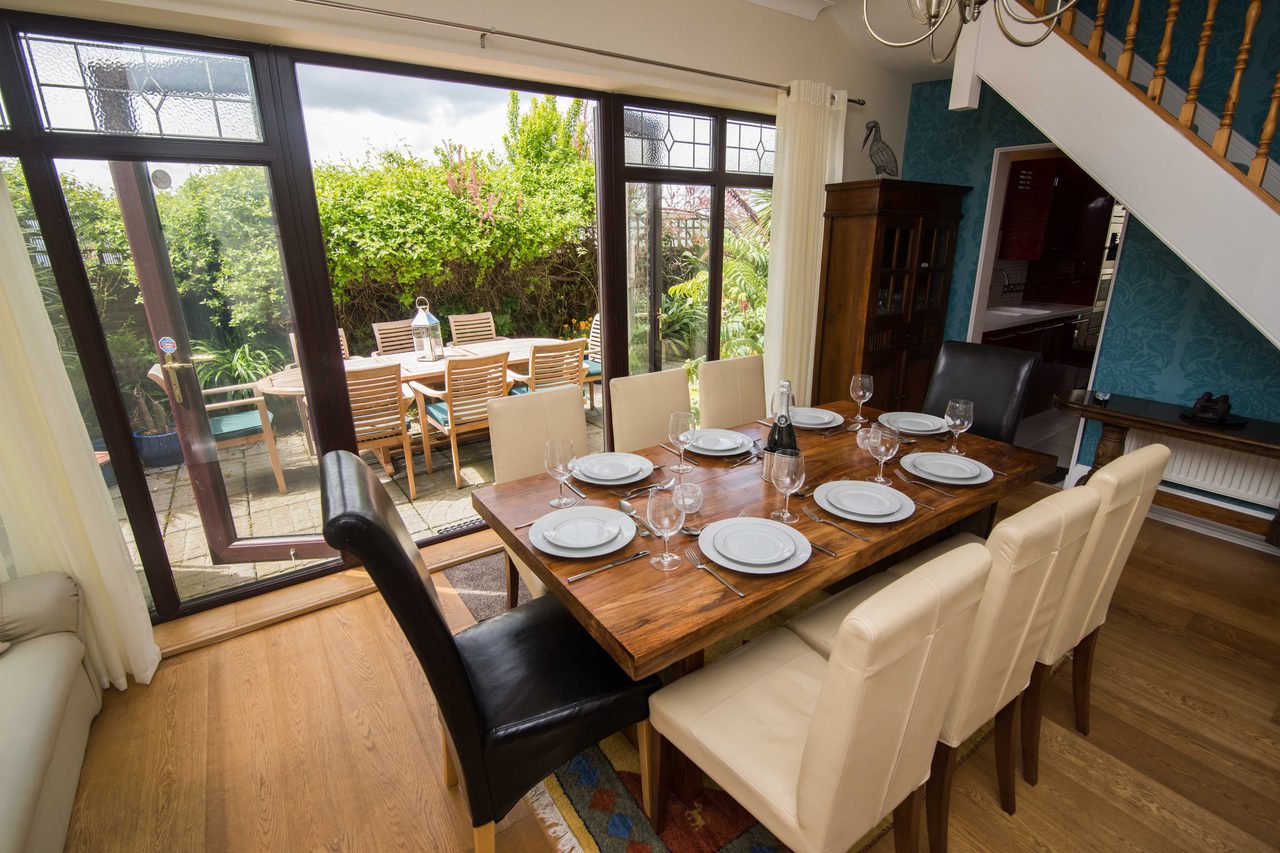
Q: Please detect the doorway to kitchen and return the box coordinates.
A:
[967,144,1129,475]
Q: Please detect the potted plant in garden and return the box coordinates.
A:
[130,387,183,468]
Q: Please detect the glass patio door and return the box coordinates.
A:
[52,157,332,603]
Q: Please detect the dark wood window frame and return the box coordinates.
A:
[0,9,775,621]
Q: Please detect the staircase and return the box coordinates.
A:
[949,0,1280,348]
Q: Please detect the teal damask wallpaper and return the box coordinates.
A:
[901,80,1280,466]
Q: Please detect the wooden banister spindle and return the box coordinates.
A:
[1089,0,1111,57]
[1148,1,1181,104]
[1213,0,1263,156]
[1180,0,1219,127]
[1116,0,1143,82]
[1248,71,1280,185]
[1058,7,1077,34]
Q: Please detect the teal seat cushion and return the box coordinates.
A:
[584,359,602,378]
[509,384,532,396]
[424,401,450,426]
[209,408,270,442]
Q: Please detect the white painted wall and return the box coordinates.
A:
[21,0,915,180]
[951,11,1280,349]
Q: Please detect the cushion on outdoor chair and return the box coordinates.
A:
[584,359,602,378]
[209,409,271,442]
[423,401,451,426]
[508,384,531,396]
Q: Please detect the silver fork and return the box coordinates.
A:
[611,482,664,499]
[684,547,745,597]
[893,467,956,498]
[802,504,871,541]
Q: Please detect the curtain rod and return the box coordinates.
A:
[289,0,867,107]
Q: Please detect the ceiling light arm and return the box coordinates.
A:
[992,0,1060,46]
[929,22,964,64]
[862,0,958,48]
[997,0,1082,26]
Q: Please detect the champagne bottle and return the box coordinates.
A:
[767,380,798,452]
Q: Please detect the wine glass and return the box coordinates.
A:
[770,449,806,524]
[668,411,696,474]
[646,488,686,571]
[944,399,975,456]
[849,374,873,426]
[544,438,577,508]
[864,424,900,484]
[673,483,704,520]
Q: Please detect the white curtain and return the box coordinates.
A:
[0,178,159,690]
[763,80,847,406]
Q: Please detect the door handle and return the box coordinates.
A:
[162,355,193,405]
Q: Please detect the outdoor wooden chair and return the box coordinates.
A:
[347,363,417,500]
[409,353,511,489]
[147,364,287,493]
[584,313,603,410]
[508,339,587,397]
[447,311,506,346]
[288,328,350,363]
[287,328,351,455]
[371,319,415,356]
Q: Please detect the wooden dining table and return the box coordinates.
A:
[470,400,1058,681]
[255,337,565,397]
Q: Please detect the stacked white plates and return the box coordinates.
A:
[571,452,654,485]
[878,411,948,435]
[684,428,754,457]
[814,481,915,524]
[786,407,843,430]
[900,452,993,485]
[529,506,636,558]
[697,517,811,575]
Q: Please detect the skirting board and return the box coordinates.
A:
[1068,463,1280,558]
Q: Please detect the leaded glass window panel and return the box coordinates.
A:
[20,33,263,141]
[724,119,775,175]
[623,107,712,170]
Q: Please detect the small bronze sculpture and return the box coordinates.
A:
[1192,392,1232,422]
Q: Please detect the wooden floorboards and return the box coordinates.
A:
[66,486,1280,852]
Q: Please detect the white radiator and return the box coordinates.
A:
[1125,430,1280,510]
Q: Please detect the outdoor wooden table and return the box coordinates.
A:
[255,336,564,397]
[470,400,1057,680]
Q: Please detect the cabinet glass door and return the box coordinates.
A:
[876,219,915,319]
[912,224,952,315]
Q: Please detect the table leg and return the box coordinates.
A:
[1080,422,1127,484]
[664,651,705,805]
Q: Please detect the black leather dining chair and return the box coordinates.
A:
[921,341,1042,444]
[320,449,661,851]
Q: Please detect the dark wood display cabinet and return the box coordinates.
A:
[811,179,970,409]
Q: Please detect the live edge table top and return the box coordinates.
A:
[470,401,1057,680]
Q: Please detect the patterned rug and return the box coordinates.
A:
[443,555,986,852]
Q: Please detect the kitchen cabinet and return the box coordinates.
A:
[811,179,970,409]
[982,308,1098,414]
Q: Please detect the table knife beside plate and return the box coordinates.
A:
[566,550,650,583]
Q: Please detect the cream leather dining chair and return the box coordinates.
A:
[640,543,991,853]
[488,385,590,607]
[697,354,766,428]
[1021,444,1170,786]
[785,490,1098,851]
[608,368,692,453]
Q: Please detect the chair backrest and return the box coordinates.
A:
[319,450,490,820]
[445,353,510,429]
[449,312,498,346]
[796,542,991,853]
[346,364,406,446]
[526,339,586,392]
[289,328,350,363]
[586,314,602,362]
[938,488,1100,747]
[921,341,1041,444]
[372,319,415,356]
[1040,444,1170,664]
[697,354,766,428]
[489,385,590,483]
[608,368,692,453]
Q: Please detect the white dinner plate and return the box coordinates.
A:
[814,481,916,524]
[529,507,636,558]
[685,429,753,456]
[901,452,994,485]
[879,412,948,435]
[787,407,843,429]
[824,481,901,516]
[542,516,620,549]
[698,517,811,575]
[711,520,797,565]
[572,452,653,485]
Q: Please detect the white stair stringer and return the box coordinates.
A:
[949,10,1280,349]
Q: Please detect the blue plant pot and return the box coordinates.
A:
[133,430,183,468]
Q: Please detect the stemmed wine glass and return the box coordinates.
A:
[849,374,873,427]
[862,424,900,485]
[646,488,686,571]
[544,438,577,508]
[668,412,696,475]
[770,449,806,524]
[944,399,975,456]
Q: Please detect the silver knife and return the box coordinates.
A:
[565,479,589,500]
[567,551,650,583]
[660,444,700,465]
[730,453,762,469]
[811,542,838,558]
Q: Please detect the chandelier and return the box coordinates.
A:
[863,0,1081,64]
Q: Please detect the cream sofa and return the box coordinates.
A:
[0,574,102,853]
